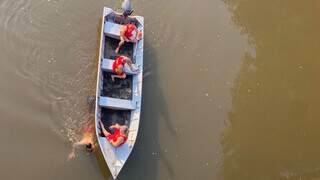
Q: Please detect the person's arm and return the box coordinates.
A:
[68,141,85,160]
[115,36,125,53]
[99,121,111,137]
[136,30,143,41]
[111,73,126,81]
[115,26,129,53]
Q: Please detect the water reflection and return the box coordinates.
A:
[221,0,320,179]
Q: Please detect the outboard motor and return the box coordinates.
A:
[122,0,133,17]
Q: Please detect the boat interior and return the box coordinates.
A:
[99,13,138,129]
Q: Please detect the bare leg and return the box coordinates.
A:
[115,38,125,53]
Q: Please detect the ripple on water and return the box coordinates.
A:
[0,0,98,143]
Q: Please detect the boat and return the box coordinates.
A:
[94,7,144,179]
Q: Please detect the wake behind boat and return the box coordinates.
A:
[94,7,144,179]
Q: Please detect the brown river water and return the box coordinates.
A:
[0,0,319,179]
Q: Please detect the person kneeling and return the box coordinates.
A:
[111,55,139,82]
[99,121,128,147]
[115,23,143,53]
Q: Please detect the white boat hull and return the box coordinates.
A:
[94,7,144,179]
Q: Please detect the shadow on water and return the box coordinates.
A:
[95,148,112,180]
[115,40,176,179]
[220,0,320,180]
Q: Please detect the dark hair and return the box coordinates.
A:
[109,127,115,134]
[86,143,93,152]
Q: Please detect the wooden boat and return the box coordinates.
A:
[94,7,144,179]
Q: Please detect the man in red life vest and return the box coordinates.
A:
[115,23,143,53]
[99,121,128,147]
[111,55,139,81]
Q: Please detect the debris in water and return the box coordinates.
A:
[217,33,222,40]
[247,89,251,93]
[204,93,209,97]
[152,152,159,156]
[298,65,304,69]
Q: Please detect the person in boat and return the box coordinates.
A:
[115,23,143,53]
[111,55,139,81]
[68,122,96,160]
[99,121,129,147]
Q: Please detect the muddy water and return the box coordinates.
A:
[220,1,320,180]
[0,0,318,179]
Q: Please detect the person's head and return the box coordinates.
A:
[120,126,129,135]
[122,56,131,64]
[85,143,93,152]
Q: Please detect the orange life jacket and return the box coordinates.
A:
[106,127,128,146]
[124,24,137,40]
[112,56,125,76]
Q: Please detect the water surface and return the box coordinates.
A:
[1,0,318,180]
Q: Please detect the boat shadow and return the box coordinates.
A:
[115,40,176,179]
[95,148,112,179]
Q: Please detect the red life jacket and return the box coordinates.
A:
[112,56,125,76]
[124,24,137,40]
[106,127,128,146]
